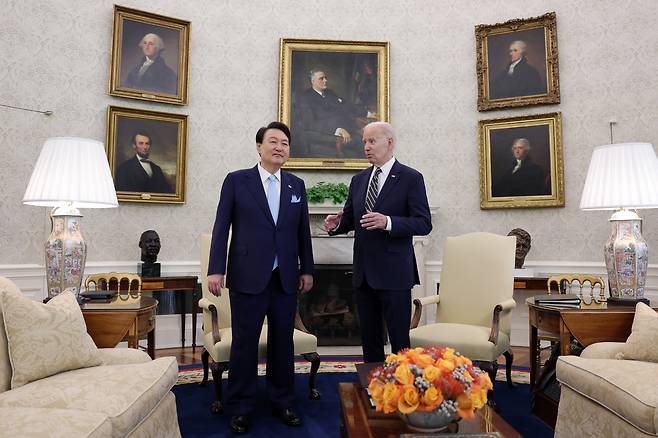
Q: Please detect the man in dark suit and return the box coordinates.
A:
[493,138,549,197]
[323,122,432,363]
[123,33,177,95]
[207,122,314,434]
[490,40,545,99]
[114,131,173,193]
[296,69,374,157]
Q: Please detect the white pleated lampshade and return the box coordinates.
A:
[23,137,118,208]
[580,142,658,210]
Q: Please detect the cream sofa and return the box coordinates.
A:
[0,276,181,438]
[555,342,658,437]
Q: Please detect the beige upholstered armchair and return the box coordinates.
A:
[197,234,321,414]
[409,232,516,403]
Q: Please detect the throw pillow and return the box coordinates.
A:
[617,302,658,362]
[0,290,101,388]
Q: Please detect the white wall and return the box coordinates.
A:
[2,1,658,335]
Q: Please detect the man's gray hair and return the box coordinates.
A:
[510,40,527,55]
[512,138,531,150]
[309,69,324,83]
[366,121,396,142]
[139,33,165,53]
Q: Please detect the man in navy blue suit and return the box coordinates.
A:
[207,122,314,434]
[324,122,432,363]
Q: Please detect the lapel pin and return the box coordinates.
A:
[391,175,397,178]
[288,184,292,188]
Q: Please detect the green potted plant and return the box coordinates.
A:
[306,182,348,205]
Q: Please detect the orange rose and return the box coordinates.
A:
[394,364,415,386]
[385,353,408,365]
[479,372,493,390]
[422,365,441,382]
[457,393,475,419]
[420,386,443,411]
[397,386,420,414]
[414,353,435,368]
[455,355,473,367]
[382,382,402,413]
[469,384,486,409]
[436,359,455,374]
[368,379,385,405]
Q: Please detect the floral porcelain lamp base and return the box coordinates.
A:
[45,205,86,298]
[604,209,648,302]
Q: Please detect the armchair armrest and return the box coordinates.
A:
[488,298,516,345]
[410,295,441,329]
[580,342,626,359]
[198,297,221,344]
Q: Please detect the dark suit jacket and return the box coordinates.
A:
[331,160,432,290]
[115,156,173,193]
[491,57,545,99]
[492,158,549,197]
[123,56,177,95]
[208,166,314,295]
[298,88,365,136]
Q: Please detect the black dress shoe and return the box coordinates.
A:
[272,407,302,427]
[229,415,249,434]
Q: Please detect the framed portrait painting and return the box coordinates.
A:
[476,12,559,111]
[479,112,564,209]
[109,5,190,105]
[278,38,390,170]
[106,106,187,204]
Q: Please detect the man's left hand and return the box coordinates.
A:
[298,274,313,294]
[360,212,387,230]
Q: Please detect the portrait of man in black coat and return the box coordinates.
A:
[115,130,173,194]
[490,40,546,100]
[122,33,178,95]
[492,138,549,197]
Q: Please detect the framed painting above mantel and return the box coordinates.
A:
[278,38,390,170]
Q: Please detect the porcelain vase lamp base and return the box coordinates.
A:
[45,205,86,298]
[604,209,648,303]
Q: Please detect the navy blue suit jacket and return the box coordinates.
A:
[331,160,432,290]
[208,166,314,294]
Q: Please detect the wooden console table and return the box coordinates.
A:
[82,295,158,359]
[527,297,657,426]
[141,276,200,350]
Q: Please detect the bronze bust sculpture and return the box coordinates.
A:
[138,230,161,277]
[507,228,531,269]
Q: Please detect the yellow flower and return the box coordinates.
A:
[385,353,408,365]
[382,382,402,413]
[479,372,493,390]
[442,348,455,361]
[397,386,420,414]
[421,386,443,410]
[368,379,385,405]
[469,384,486,409]
[394,364,415,386]
[422,365,441,382]
[457,393,475,419]
[462,370,474,382]
[414,353,435,368]
[455,355,473,367]
[436,358,455,374]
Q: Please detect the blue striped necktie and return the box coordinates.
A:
[365,167,382,212]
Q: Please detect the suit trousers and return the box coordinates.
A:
[225,269,297,415]
[355,280,411,363]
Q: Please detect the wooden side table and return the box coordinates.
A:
[82,295,158,359]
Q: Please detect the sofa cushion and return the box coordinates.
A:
[557,355,658,435]
[618,302,658,363]
[0,356,178,438]
[0,406,112,438]
[0,276,20,394]
[0,290,102,389]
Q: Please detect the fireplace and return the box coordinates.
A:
[299,264,361,346]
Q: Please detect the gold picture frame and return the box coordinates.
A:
[107,106,187,204]
[278,38,390,170]
[109,5,190,105]
[479,112,564,209]
[476,12,559,111]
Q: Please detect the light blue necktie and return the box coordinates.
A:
[266,175,279,269]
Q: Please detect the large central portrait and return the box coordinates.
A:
[278,38,390,170]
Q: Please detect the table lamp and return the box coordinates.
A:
[580,142,658,303]
[22,137,118,298]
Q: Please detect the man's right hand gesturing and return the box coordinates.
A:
[324,211,343,232]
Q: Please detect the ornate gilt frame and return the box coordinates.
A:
[106,106,188,204]
[109,5,190,105]
[479,112,564,209]
[476,12,559,111]
[278,38,390,170]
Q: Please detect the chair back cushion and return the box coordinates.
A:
[436,232,515,332]
[618,302,658,362]
[0,276,19,394]
[199,234,232,330]
[0,289,102,388]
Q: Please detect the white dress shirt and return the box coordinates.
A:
[137,155,153,177]
[366,156,395,231]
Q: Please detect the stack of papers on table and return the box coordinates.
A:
[534,294,581,308]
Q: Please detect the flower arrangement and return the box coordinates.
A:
[367,347,493,419]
